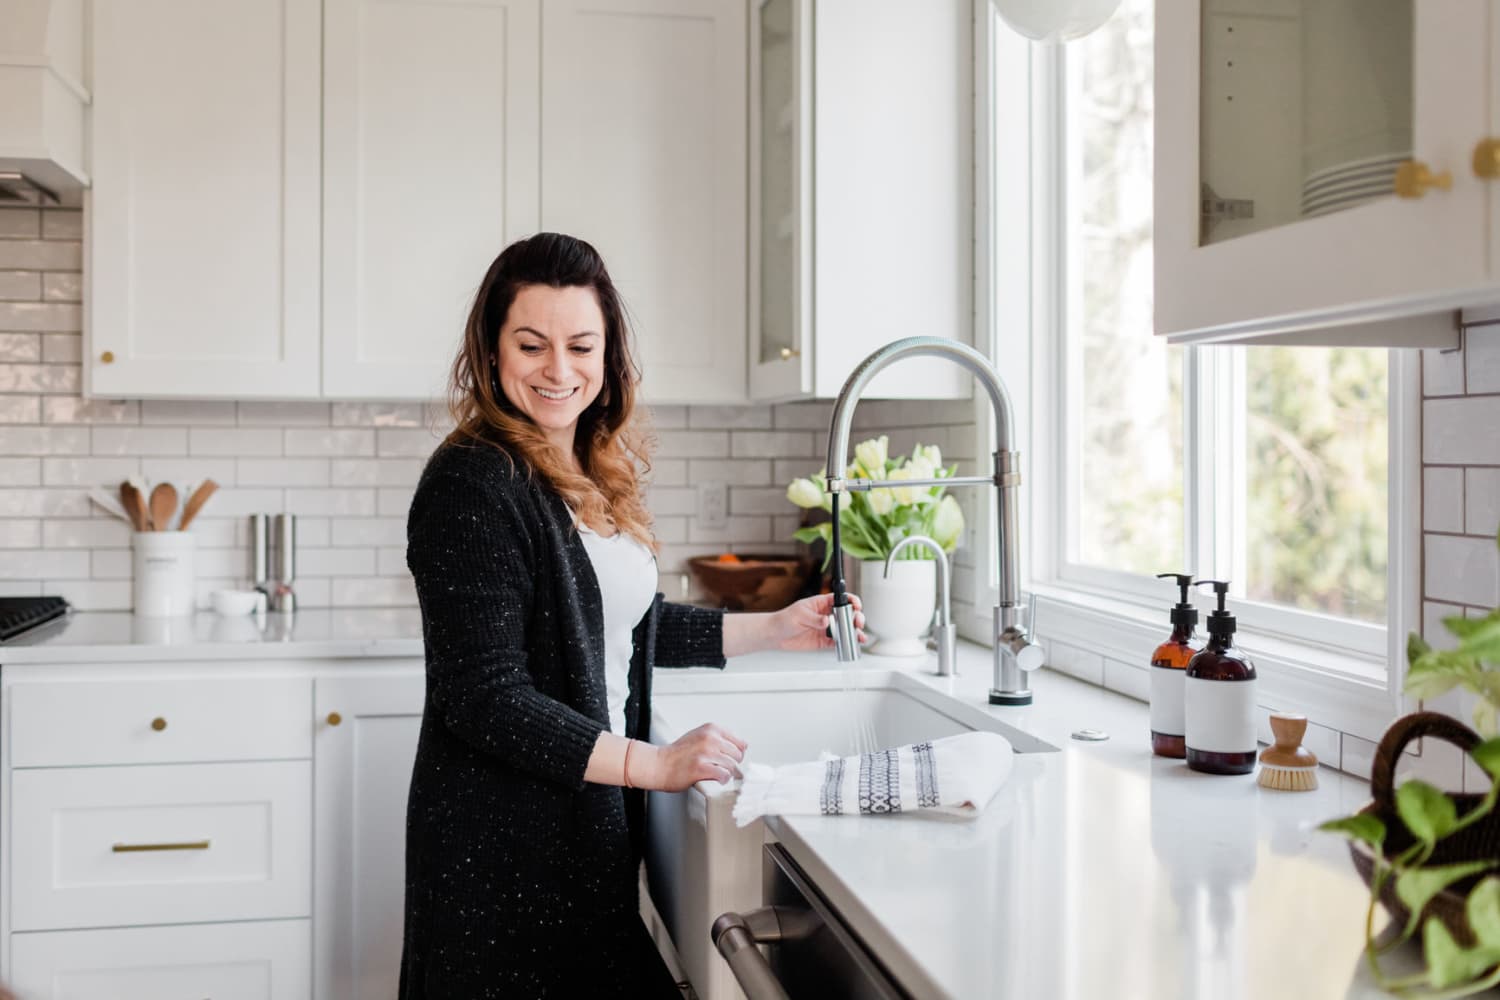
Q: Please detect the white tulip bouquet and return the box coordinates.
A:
[785,435,965,568]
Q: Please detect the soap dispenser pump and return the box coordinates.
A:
[1150,572,1201,759]
[1184,580,1258,775]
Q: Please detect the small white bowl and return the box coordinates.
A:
[211,589,263,616]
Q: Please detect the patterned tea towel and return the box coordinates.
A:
[730,730,1014,827]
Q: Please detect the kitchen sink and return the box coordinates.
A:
[644,668,1054,1000]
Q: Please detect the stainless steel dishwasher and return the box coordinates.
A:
[712,844,912,1000]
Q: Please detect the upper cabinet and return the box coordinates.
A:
[322,0,540,400]
[539,0,747,406]
[86,0,743,403]
[750,0,974,402]
[1154,0,1489,347]
[88,0,322,399]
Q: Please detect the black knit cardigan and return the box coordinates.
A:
[399,437,725,999]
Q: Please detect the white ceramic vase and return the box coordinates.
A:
[857,557,936,657]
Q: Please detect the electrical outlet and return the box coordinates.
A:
[697,481,728,530]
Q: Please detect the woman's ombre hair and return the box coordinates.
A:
[447,233,657,550]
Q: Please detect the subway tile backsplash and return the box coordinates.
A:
[0,206,873,611]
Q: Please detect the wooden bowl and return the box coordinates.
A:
[688,554,810,612]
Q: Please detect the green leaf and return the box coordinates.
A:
[1318,813,1386,850]
[1408,630,1433,666]
[1396,781,1460,845]
[1474,739,1500,783]
[1404,668,1465,702]
[1423,917,1500,989]
[792,524,828,546]
[1397,862,1496,938]
[1470,877,1500,948]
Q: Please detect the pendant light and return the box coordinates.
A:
[991,0,1123,43]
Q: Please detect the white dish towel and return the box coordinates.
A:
[731,730,1015,828]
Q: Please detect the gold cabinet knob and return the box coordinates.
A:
[100,351,115,364]
[1393,160,1453,198]
[150,717,166,732]
[778,347,800,361]
[1473,138,1500,179]
[326,712,342,727]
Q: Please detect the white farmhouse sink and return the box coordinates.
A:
[645,669,1055,1000]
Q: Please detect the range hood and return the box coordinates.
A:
[0,0,89,206]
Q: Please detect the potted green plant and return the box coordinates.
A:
[1321,527,1500,998]
[785,436,964,655]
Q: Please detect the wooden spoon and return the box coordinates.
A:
[148,482,178,533]
[119,481,148,533]
[177,479,219,531]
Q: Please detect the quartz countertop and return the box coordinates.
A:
[0,608,425,664]
[657,644,1412,1000]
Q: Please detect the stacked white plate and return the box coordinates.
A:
[1300,151,1409,218]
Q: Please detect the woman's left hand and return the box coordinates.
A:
[767,592,866,652]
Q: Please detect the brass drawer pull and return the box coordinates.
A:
[151,717,167,732]
[326,711,342,727]
[112,839,211,853]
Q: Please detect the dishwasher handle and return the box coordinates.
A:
[711,905,818,1000]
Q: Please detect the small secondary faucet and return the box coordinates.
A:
[823,337,1045,705]
[885,535,957,678]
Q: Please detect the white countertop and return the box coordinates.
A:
[0,608,425,663]
[658,644,1416,1000]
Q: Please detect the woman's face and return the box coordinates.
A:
[495,284,608,446]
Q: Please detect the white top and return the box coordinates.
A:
[575,519,657,736]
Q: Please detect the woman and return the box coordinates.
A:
[400,232,864,998]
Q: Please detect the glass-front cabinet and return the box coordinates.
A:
[749,0,812,400]
[1154,0,1493,346]
[748,0,974,402]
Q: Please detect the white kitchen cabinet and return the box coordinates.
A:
[749,0,974,402]
[9,919,311,1000]
[539,0,747,405]
[312,671,424,1000]
[1154,0,1487,346]
[322,0,541,400]
[87,0,322,398]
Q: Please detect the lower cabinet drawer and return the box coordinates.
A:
[11,761,311,932]
[9,918,311,1000]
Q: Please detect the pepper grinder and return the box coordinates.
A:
[270,513,297,613]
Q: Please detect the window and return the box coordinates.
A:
[974,0,1418,714]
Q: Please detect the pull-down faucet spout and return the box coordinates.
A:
[823,337,1044,705]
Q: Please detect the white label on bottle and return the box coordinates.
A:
[1149,666,1185,736]
[1184,676,1257,754]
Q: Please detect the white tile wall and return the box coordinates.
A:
[1419,326,1500,793]
[0,207,851,612]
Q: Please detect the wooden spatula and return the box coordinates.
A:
[148,482,178,533]
[119,481,148,533]
[178,479,219,531]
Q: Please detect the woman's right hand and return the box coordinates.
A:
[633,724,747,792]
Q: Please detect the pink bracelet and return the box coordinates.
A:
[623,739,636,789]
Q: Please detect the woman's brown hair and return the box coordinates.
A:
[446,232,657,550]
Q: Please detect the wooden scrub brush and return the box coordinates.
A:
[1258,712,1319,791]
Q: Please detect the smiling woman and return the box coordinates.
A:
[401,232,865,999]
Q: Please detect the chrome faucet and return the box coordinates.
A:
[885,535,957,677]
[824,337,1044,705]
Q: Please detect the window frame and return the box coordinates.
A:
[964,4,1419,743]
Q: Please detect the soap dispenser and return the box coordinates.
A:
[1150,572,1201,759]
[1184,580,1258,775]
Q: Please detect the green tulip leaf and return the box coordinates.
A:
[1396,781,1460,845]
[1396,861,1495,939]
[1469,878,1500,948]
[1423,917,1500,990]
[1318,814,1386,850]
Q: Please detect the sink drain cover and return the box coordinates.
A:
[1071,728,1109,742]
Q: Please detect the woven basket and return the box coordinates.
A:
[1348,712,1500,948]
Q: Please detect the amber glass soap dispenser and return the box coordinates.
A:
[1184,580,1258,775]
[1150,572,1201,758]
